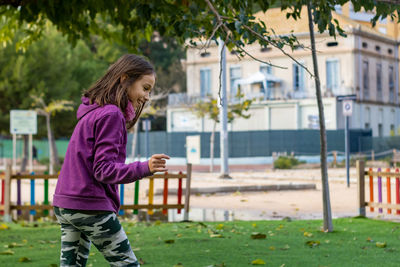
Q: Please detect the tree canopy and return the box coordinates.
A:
[1,0,399,54]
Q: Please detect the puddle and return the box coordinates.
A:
[164,208,305,222]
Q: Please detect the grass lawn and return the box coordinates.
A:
[0,217,399,267]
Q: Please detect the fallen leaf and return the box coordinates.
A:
[366,237,374,243]
[240,199,248,202]
[132,248,141,252]
[198,222,207,228]
[304,232,313,237]
[173,263,183,267]
[164,239,175,244]
[216,224,224,230]
[280,244,290,250]
[0,249,15,255]
[251,233,267,239]
[210,234,223,238]
[251,259,266,265]
[306,240,320,248]
[0,224,9,230]
[269,246,276,251]
[376,242,387,248]
[232,191,241,196]
[18,257,31,262]
[49,264,58,267]
[139,258,145,265]
[252,223,257,228]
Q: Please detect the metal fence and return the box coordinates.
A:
[129,129,372,158]
[9,129,400,161]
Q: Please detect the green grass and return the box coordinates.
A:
[0,217,400,266]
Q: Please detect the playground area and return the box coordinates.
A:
[2,163,400,222]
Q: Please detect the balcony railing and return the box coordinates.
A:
[168,86,355,106]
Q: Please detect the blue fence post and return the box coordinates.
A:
[119,184,125,216]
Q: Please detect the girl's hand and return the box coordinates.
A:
[148,154,170,173]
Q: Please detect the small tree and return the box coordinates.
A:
[191,90,252,172]
[31,94,73,174]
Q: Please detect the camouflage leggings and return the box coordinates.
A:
[54,207,139,267]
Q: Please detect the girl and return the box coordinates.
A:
[53,54,169,267]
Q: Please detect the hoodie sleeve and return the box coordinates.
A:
[92,112,152,184]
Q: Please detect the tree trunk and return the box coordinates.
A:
[20,135,28,172]
[210,122,216,172]
[46,114,59,174]
[307,2,333,232]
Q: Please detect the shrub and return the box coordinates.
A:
[274,156,301,169]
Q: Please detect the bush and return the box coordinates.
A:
[274,156,301,169]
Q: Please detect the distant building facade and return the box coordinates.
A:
[167,4,400,137]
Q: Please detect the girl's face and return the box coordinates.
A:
[127,73,156,109]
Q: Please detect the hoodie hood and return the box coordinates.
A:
[77,97,100,120]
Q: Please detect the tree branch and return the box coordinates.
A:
[241,24,314,78]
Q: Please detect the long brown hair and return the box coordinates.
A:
[84,54,155,128]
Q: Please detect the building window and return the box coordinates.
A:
[293,63,305,91]
[388,48,393,54]
[260,47,271,52]
[260,64,274,94]
[365,123,370,129]
[389,66,395,102]
[391,124,395,136]
[376,63,382,101]
[200,52,211,57]
[363,60,369,100]
[200,68,211,97]
[375,45,381,52]
[362,42,368,48]
[260,64,272,75]
[229,66,241,96]
[378,123,383,137]
[326,59,340,94]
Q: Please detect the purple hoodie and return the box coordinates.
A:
[53,97,152,213]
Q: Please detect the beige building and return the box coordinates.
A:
[167,4,400,137]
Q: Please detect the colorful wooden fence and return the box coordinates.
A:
[1,164,192,222]
[357,160,400,216]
